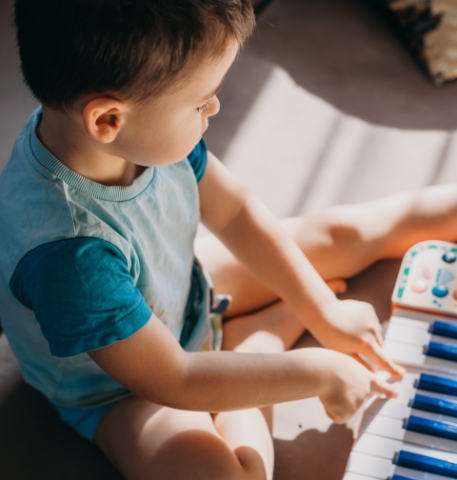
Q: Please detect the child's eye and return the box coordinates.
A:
[197,100,211,113]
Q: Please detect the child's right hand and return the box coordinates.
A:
[318,351,397,424]
[309,298,404,379]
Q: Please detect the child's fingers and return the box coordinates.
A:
[323,404,352,425]
[323,405,338,423]
[362,340,405,379]
[373,325,384,347]
[370,375,398,399]
[350,353,375,373]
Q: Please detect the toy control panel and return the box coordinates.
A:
[392,240,457,317]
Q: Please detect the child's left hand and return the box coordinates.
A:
[309,297,404,378]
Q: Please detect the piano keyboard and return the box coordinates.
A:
[345,241,457,480]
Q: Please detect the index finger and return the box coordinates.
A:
[370,375,398,399]
[361,340,405,379]
[374,323,384,347]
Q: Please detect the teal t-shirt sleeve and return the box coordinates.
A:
[187,138,208,182]
[9,237,152,357]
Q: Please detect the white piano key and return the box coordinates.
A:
[386,323,457,347]
[390,316,433,330]
[393,308,449,326]
[353,432,457,462]
[390,315,457,336]
[354,431,403,459]
[347,451,454,480]
[384,340,457,375]
[396,386,418,403]
[397,387,457,407]
[346,451,394,478]
[391,371,421,391]
[360,413,405,439]
[343,474,377,480]
[366,397,411,419]
[386,372,457,405]
[366,397,457,425]
[360,414,439,451]
[386,324,432,346]
[391,468,453,480]
[360,413,457,452]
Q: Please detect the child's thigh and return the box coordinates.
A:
[195,234,279,316]
[94,395,261,480]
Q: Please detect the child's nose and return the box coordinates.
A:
[206,96,220,118]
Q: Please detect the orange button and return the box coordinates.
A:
[453,291,457,300]
[412,280,427,293]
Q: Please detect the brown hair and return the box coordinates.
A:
[15,0,255,110]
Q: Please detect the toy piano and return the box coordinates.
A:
[345,240,457,480]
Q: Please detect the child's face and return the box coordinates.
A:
[116,39,239,167]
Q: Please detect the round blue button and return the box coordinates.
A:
[432,284,449,298]
[443,251,457,263]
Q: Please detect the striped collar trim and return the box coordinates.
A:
[27,107,154,202]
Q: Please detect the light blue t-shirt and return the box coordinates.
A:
[0,108,212,409]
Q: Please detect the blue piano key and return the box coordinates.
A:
[392,476,420,480]
[412,393,457,417]
[396,450,457,478]
[416,373,457,396]
[405,415,457,441]
[426,341,457,362]
[431,321,457,340]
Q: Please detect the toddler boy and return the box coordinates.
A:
[2,0,440,478]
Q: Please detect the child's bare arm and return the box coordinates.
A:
[198,152,402,376]
[89,314,395,423]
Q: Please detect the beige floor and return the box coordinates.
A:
[205,0,457,219]
[1,0,457,478]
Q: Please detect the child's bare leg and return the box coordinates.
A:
[222,300,302,353]
[213,408,273,474]
[94,395,273,480]
[195,214,365,318]
[196,185,457,317]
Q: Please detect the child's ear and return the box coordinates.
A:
[82,97,126,144]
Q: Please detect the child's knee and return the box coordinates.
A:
[234,445,270,480]
[151,430,268,480]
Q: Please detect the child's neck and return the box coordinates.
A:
[37,107,144,187]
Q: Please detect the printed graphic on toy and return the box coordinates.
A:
[392,241,457,316]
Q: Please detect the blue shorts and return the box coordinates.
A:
[52,401,117,442]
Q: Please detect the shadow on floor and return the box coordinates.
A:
[274,423,354,480]
[0,381,121,480]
